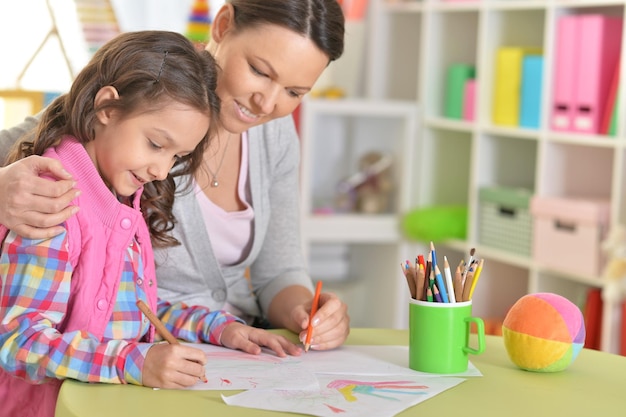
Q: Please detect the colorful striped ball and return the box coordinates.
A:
[502,293,585,372]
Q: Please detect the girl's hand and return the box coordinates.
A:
[297,292,350,351]
[0,156,79,239]
[142,343,207,389]
[220,322,303,357]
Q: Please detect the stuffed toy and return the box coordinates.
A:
[601,225,626,304]
[502,293,585,372]
[335,151,393,214]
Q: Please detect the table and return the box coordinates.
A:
[55,328,626,416]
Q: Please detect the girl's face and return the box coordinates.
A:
[209,8,330,134]
[86,87,210,197]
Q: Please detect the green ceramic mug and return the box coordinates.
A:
[409,299,485,373]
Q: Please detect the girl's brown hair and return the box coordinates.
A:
[8,30,221,248]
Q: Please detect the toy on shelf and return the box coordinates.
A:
[186,0,211,49]
[335,151,393,214]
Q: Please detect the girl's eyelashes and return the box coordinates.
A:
[148,139,162,150]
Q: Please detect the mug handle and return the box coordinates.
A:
[463,317,486,355]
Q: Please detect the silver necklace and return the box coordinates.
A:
[205,136,230,187]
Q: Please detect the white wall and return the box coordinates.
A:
[0,0,226,93]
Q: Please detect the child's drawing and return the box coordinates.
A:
[222,373,466,417]
[184,343,318,391]
[328,379,429,402]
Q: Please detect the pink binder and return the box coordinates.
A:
[572,15,623,134]
[463,79,476,121]
[551,15,579,132]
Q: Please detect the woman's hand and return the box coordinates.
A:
[296,292,350,351]
[219,322,303,357]
[0,156,79,238]
[267,286,350,351]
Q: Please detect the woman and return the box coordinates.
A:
[0,0,349,350]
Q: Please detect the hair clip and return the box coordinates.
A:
[154,51,169,83]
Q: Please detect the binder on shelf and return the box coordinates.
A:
[551,15,580,132]
[608,95,619,136]
[583,288,603,351]
[519,55,543,129]
[492,47,541,126]
[600,63,619,136]
[445,64,475,119]
[572,15,623,134]
[463,79,477,121]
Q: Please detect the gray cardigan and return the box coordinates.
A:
[0,114,313,323]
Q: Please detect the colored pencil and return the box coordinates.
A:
[443,256,456,303]
[434,264,450,303]
[454,266,464,303]
[468,259,484,300]
[136,299,207,383]
[305,281,323,352]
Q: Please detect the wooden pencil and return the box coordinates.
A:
[454,266,464,303]
[416,264,426,301]
[462,267,475,302]
[136,299,207,383]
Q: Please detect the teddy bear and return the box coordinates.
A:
[335,151,393,214]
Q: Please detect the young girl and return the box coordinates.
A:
[0,30,300,417]
[0,0,351,351]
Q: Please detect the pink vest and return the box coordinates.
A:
[0,138,158,417]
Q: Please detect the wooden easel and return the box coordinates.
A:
[16,0,75,88]
[16,0,120,88]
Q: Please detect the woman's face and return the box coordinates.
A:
[209,11,330,134]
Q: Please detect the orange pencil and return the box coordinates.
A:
[136,299,207,383]
[305,281,323,352]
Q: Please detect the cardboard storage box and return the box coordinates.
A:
[479,187,533,256]
[530,196,610,276]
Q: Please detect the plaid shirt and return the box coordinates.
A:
[0,229,243,385]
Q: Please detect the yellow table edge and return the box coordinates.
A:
[56,328,626,416]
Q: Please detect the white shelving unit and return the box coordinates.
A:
[299,98,419,328]
[358,0,626,353]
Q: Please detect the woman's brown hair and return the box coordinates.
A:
[226,0,345,63]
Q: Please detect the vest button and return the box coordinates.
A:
[213,289,226,302]
[120,218,132,229]
[137,278,143,286]
[96,299,107,310]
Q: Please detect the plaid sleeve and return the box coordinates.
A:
[0,230,140,384]
[156,299,244,345]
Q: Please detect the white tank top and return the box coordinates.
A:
[194,132,254,267]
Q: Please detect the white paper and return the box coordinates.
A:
[222,374,466,417]
[185,343,319,391]
[184,344,481,392]
[289,345,481,378]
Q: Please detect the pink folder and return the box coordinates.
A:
[572,15,623,134]
[551,15,579,132]
[463,79,476,121]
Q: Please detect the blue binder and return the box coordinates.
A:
[519,55,543,129]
